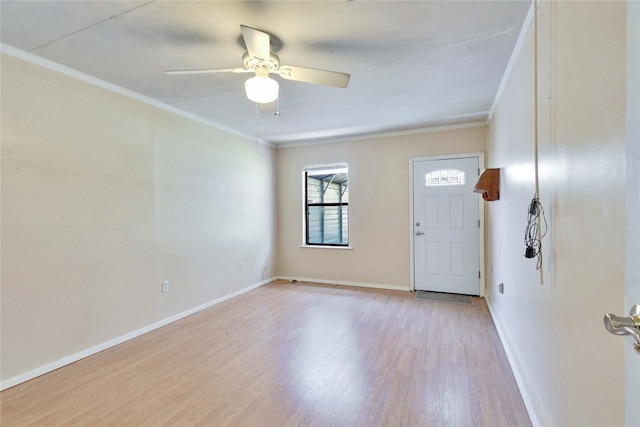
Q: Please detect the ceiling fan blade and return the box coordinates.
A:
[277,65,350,88]
[165,68,249,75]
[240,25,270,61]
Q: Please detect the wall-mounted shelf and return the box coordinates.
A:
[474,168,500,201]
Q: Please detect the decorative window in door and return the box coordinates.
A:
[425,169,466,187]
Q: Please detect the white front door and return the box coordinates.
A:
[413,157,480,295]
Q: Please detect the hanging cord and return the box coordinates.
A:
[274,96,281,116]
[524,196,548,269]
[533,0,540,199]
[524,0,548,279]
[254,101,259,144]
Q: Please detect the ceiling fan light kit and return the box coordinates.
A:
[245,73,279,104]
[166,25,350,105]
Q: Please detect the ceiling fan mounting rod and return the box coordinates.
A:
[254,66,270,78]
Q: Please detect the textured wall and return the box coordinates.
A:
[485,1,627,425]
[1,54,277,384]
[276,126,486,289]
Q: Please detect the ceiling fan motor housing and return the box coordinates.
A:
[242,51,280,73]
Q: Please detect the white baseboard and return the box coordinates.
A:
[275,276,411,292]
[0,278,274,391]
[485,295,550,427]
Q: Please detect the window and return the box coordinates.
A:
[425,169,466,187]
[304,164,349,246]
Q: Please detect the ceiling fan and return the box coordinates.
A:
[166,25,351,104]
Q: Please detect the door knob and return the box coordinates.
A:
[604,304,640,354]
[415,231,425,236]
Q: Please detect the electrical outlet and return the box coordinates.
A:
[162,280,169,292]
[239,261,245,270]
[498,282,504,294]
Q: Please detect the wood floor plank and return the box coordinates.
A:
[1,281,531,426]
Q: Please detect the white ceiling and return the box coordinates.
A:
[0,1,530,145]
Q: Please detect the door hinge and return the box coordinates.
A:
[479,271,481,279]
[478,219,480,228]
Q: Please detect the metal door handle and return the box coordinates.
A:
[415,231,424,236]
[604,304,640,354]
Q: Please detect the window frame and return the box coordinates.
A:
[302,163,350,248]
[425,169,466,187]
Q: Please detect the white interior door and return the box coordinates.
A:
[413,157,480,295]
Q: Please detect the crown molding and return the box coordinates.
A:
[0,44,273,147]
[488,0,539,121]
[275,120,488,149]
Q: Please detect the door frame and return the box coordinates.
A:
[625,0,639,423]
[409,152,485,295]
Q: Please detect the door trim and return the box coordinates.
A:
[409,153,485,295]
[625,0,640,422]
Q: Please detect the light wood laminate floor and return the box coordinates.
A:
[1,281,531,426]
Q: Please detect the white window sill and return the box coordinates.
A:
[300,245,353,250]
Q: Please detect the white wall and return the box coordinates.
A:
[276,126,486,289]
[0,53,277,386]
[485,1,627,425]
